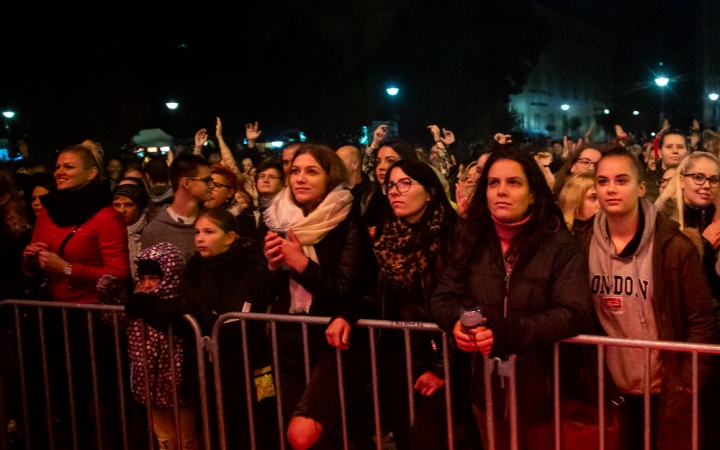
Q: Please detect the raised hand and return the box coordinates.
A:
[371,125,388,148]
[493,133,512,145]
[194,128,208,149]
[428,125,442,141]
[441,128,455,146]
[215,117,223,138]
[245,122,262,141]
[614,125,626,139]
[455,181,469,218]
[584,123,594,141]
[17,139,29,157]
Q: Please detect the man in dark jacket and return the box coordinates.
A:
[575,146,717,450]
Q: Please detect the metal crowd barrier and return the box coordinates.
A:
[0,301,456,450]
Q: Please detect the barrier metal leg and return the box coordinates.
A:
[212,323,227,450]
[37,308,55,450]
[241,320,257,450]
[692,352,698,450]
[301,323,311,387]
[335,348,349,450]
[483,355,495,450]
[86,312,103,450]
[508,355,518,450]
[184,315,212,450]
[403,329,415,426]
[368,328,382,450]
[62,310,78,450]
[13,306,30,450]
[270,322,286,450]
[597,345,605,450]
[111,313,128,450]
[643,348,650,450]
[442,332,454,450]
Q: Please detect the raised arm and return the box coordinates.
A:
[215,117,242,178]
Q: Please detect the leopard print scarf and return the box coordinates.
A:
[374,204,446,291]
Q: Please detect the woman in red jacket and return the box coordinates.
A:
[23,144,129,303]
[22,144,129,448]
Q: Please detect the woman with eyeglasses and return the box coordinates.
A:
[551,146,602,197]
[656,152,720,299]
[262,144,374,449]
[363,140,420,240]
[372,160,458,449]
[206,164,254,216]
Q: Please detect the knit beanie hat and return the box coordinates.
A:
[113,183,149,211]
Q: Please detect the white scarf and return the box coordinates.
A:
[264,186,353,313]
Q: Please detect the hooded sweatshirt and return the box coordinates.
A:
[140,204,197,262]
[589,199,660,395]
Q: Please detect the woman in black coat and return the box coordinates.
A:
[431,147,592,449]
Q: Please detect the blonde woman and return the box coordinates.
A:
[655,151,720,299]
[557,171,599,231]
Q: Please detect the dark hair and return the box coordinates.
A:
[457,147,563,264]
[197,208,238,235]
[375,140,420,164]
[291,144,348,195]
[551,146,602,197]
[125,162,145,177]
[659,130,688,149]
[255,159,285,184]
[145,157,169,184]
[596,144,645,182]
[169,154,210,192]
[385,160,458,249]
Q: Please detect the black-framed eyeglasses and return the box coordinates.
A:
[575,158,597,168]
[656,177,673,187]
[187,176,215,187]
[382,177,418,195]
[211,182,232,191]
[684,172,720,187]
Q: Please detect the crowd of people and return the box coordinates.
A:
[0,118,719,450]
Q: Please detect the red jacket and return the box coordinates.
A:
[31,206,129,303]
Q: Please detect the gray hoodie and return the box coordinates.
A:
[589,200,660,395]
[140,205,197,263]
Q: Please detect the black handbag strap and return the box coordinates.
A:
[57,225,81,257]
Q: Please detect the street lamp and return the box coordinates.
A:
[655,77,669,128]
[386,87,399,96]
[604,109,610,114]
[560,104,570,134]
[2,111,15,119]
[165,102,179,110]
[560,104,570,111]
[633,111,640,116]
[386,87,399,122]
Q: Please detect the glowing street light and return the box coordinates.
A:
[604,109,610,114]
[709,93,719,101]
[2,111,15,119]
[165,102,179,110]
[386,87,399,96]
[633,111,640,116]
[654,77,669,87]
[560,104,570,111]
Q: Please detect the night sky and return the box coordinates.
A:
[1,0,700,157]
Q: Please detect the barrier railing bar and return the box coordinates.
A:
[553,343,560,450]
[87,312,103,450]
[139,320,154,450]
[441,332,454,450]
[211,319,228,450]
[598,344,605,450]
[403,329,415,426]
[61,310,78,450]
[643,348,650,450]
[240,320,257,450]
[301,323,310,386]
[111,313,128,450]
[167,325,182,450]
[270,321,286,450]
[563,335,720,354]
[483,355,495,450]
[13,305,30,450]
[367,327,382,450]
[508,355,518,450]
[182,315,212,450]
[692,352,698,450]
[37,308,55,450]
[335,347,349,450]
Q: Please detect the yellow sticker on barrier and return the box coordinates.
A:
[254,366,276,401]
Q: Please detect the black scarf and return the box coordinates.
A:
[41,180,113,227]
